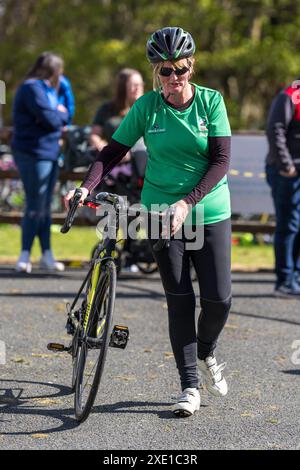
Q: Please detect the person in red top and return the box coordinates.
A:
[266,80,300,298]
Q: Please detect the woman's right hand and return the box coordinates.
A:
[57,103,68,113]
[64,187,89,210]
[279,166,298,177]
[89,133,106,152]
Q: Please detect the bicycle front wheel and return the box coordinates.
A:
[74,260,117,423]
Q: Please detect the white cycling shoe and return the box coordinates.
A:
[198,355,228,397]
[172,388,200,417]
[122,264,139,273]
[16,261,32,273]
[39,250,65,272]
[15,251,32,273]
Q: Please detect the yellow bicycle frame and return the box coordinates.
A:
[83,260,101,332]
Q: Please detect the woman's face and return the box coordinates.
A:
[126,73,144,104]
[159,60,191,97]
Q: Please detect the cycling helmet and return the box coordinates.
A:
[146,27,195,63]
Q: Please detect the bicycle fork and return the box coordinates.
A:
[47,260,129,353]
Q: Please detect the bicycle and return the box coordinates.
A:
[47,188,174,423]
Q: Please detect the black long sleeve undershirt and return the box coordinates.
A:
[183,136,231,207]
[81,139,130,193]
[81,136,231,207]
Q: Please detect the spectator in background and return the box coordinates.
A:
[266,80,300,297]
[90,68,144,151]
[12,51,69,273]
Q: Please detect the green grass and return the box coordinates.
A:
[0,224,274,270]
[0,224,97,261]
[231,244,274,271]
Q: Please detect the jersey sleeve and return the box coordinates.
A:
[208,92,231,137]
[112,99,145,147]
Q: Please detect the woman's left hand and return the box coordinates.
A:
[170,199,190,236]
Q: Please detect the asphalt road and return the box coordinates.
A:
[0,266,299,450]
[229,135,274,216]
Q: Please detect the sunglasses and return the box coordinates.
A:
[159,66,190,77]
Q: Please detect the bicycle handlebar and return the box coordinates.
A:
[60,190,175,251]
[60,190,124,234]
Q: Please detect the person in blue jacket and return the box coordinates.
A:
[58,75,75,124]
[12,52,69,273]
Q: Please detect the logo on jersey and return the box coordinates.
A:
[148,123,166,134]
[199,117,208,131]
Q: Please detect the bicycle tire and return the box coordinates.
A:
[71,326,81,392]
[74,259,116,423]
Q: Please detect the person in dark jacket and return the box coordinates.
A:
[90,68,144,151]
[12,52,69,273]
[266,80,300,297]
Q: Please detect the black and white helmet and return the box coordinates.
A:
[146,27,195,63]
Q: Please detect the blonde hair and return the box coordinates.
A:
[152,57,195,90]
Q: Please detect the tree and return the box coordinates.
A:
[1,0,300,129]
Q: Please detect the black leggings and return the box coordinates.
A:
[150,217,232,391]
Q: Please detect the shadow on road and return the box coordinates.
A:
[0,282,165,301]
[232,277,274,284]
[281,370,300,376]
[0,267,162,282]
[0,378,77,434]
[0,378,184,435]
[0,291,165,300]
[231,310,300,326]
[0,267,73,280]
[91,400,177,420]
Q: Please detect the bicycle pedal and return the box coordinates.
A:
[109,325,129,349]
[47,342,70,352]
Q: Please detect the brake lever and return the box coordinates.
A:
[60,188,83,234]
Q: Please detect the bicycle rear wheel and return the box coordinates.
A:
[74,259,116,422]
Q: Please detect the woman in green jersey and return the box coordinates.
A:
[66,27,232,417]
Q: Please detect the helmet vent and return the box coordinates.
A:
[165,34,171,49]
[153,44,164,54]
[177,38,185,51]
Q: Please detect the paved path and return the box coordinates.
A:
[0,267,299,450]
[229,135,273,215]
